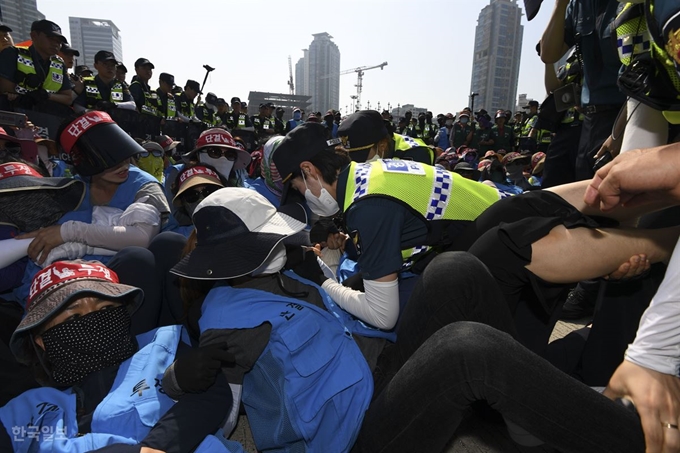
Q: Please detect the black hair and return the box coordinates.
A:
[307,148,351,186]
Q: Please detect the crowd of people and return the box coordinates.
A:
[1,3,680,451]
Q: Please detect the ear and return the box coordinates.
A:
[299,161,314,176]
[34,335,45,351]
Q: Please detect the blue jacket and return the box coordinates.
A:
[0,326,242,453]
[199,274,377,453]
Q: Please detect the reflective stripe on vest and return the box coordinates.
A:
[130,80,160,116]
[343,160,499,263]
[15,47,64,94]
[82,76,124,106]
[616,2,651,66]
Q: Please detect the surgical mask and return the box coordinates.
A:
[293,112,301,121]
[199,153,235,179]
[251,242,287,276]
[41,305,137,386]
[302,172,339,217]
[460,118,469,124]
[136,155,164,182]
[445,120,453,126]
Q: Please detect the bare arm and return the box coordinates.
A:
[541,0,571,63]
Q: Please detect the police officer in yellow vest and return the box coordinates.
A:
[0,20,73,110]
[129,57,161,138]
[252,102,276,143]
[196,92,220,128]
[226,96,253,131]
[156,72,177,122]
[175,79,200,122]
[337,110,435,165]
[73,51,134,111]
[273,122,501,332]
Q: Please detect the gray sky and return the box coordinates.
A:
[38,0,554,115]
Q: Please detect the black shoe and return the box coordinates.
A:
[560,287,596,320]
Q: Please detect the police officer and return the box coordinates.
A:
[252,102,276,142]
[73,51,134,111]
[273,123,501,332]
[129,57,161,138]
[176,79,201,122]
[196,92,219,128]
[0,24,13,52]
[215,98,229,127]
[156,72,177,122]
[274,106,285,134]
[0,20,73,109]
[337,110,434,164]
[520,100,539,152]
[57,43,78,73]
[226,96,253,131]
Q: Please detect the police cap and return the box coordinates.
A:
[31,20,67,43]
[0,24,12,33]
[134,57,155,69]
[337,110,389,152]
[159,72,175,86]
[273,122,340,184]
[61,44,80,56]
[231,97,241,104]
[94,50,117,64]
[74,65,93,77]
[185,79,202,94]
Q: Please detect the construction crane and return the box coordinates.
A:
[323,62,387,111]
[287,56,294,95]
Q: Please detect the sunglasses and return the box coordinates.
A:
[137,149,163,158]
[182,185,219,203]
[201,147,238,161]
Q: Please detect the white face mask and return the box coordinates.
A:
[445,120,453,126]
[251,242,288,276]
[199,153,234,179]
[302,172,339,217]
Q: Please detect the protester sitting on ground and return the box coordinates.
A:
[453,161,475,180]
[247,135,285,207]
[528,151,545,187]
[182,128,251,185]
[479,157,524,194]
[135,140,165,183]
[337,110,434,164]
[0,260,238,453]
[503,151,537,191]
[170,163,226,237]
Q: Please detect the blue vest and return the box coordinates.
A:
[14,166,159,304]
[0,326,239,453]
[199,277,375,453]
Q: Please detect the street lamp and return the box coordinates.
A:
[397,103,401,120]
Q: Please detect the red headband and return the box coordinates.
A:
[28,261,120,309]
[60,111,115,153]
[0,162,42,180]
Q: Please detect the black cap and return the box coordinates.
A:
[31,20,67,43]
[60,43,80,56]
[259,103,267,109]
[74,65,92,76]
[116,63,127,73]
[216,98,227,105]
[185,79,202,94]
[205,92,218,103]
[475,109,488,115]
[337,110,389,152]
[276,106,284,112]
[134,58,154,69]
[159,72,175,85]
[524,100,539,108]
[94,50,117,63]
[273,122,339,183]
[0,24,12,33]
[265,102,275,109]
[231,96,241,104]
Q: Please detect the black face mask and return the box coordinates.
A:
[41,305,137,386]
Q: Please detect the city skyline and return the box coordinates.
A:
[68,16,122,71]
[295,33,341,114]
[470,0,524,113]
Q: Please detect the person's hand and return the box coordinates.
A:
[17,225,64,265]
[604,254,650,280]
[604,360,680,453]
[584,146,680,211]
[293,250,329,286]
[95,100,117,111]
[595,134,622,160]
[25,88,49,104]
[173,344,234,394]
[6,93,17,101]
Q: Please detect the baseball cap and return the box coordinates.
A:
[74,65,93,77]
[0,24,12,33]
[184,128,251,170]
[116,63,128,73]
[495,110,505,119]
[172,165,225,207]
[10,260,143,359]
[94,50,117,64]
[524,100,539,108]
[31,20,67,43]
[337,110,389,152]
[503,152,531,165]
[273,122,340,184]
[156,134,180,153]
[159,72,175,86]
[60,44,80,56]
[134,58,154,69]
[170,188,308,280]
[231,97,241,104]
[216,98,227,105]
[453,161,474,172]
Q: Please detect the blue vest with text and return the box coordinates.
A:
[199,277,375,453]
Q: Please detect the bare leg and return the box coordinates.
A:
[527,225,680,284]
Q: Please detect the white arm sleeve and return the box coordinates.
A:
[222,383,242,438]
[60,202,161,250]
[625,237,680,375]
[321,278,400,330]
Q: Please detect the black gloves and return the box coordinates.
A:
[24,88,49,105]
[293,250,329,287]
[173,345,234,394]
[95,100,117,111]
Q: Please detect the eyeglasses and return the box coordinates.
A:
[201,147,238,161]
[182,185,219,203]
[136,149,163,158]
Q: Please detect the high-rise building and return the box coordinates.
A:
[470,0,523,113]
[69,17,122,70]
[295,33,340,113]
[0,0,45,43]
